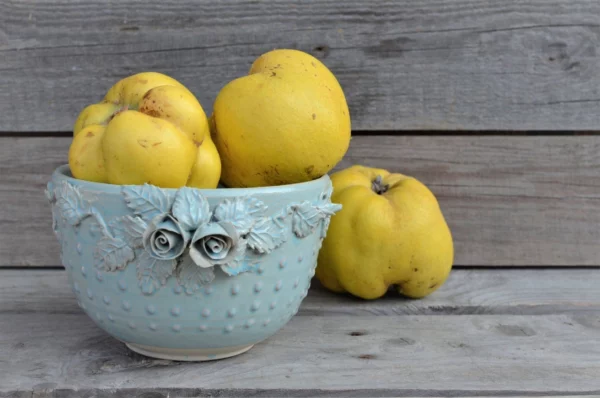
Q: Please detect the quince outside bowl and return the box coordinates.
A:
[46,165,341,361]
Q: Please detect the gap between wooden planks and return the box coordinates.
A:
[2,0,600,131]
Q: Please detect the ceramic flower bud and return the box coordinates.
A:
[190,222,240,268]
[143,214,190,260]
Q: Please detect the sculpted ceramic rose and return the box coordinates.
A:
[143,214,190,260]
[190,222,241,268]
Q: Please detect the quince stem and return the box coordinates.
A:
[371,175,389,195]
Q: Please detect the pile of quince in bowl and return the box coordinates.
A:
[69,49,453,300]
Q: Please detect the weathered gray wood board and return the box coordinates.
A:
[4,269,600,316]
[2,0,600,131]
[3,313,600,395]
[1,269,600,396]
[2,135,599,267]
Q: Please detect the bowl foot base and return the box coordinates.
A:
[125,342,254,361]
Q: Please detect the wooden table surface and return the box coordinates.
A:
[2,268,599,397]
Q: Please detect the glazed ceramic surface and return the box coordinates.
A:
[46,165,340,360]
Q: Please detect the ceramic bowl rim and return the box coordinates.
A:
[53,164,331,197]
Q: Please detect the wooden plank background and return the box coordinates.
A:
[0,0,599,268]
[1,0,600,131]
[2,136,599,267]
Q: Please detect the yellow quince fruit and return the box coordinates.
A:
[69,72,220,188]
[316,165,454,299]
[212,49,351,187]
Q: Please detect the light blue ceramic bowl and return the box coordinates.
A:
[46,165,340,361]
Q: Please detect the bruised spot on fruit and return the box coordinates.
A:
[142,90,152,101]
[429,283,438,289]
[311,61,316,68]
[137,78,148,84]
[312,113,316,120]
[271,71,277,77]
[137,139,149,148]
[141,108,161,118]
[193,140,202,148]
[414,268,419,272]
[263,165,281,177]
[152,142,162,147]
[86,131,95,138]
[305,165,315,174]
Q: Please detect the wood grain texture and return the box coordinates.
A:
[1,311,600,394]
[3,269,600,396]
[3,269,600,316]
[1,135,599,267]
[1,0,600,131]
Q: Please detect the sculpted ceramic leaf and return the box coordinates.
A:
[289,201,342,238]
[110,215,147,248]
[172,187,210,231]
[289,202,321,238]
[316,202,343,216]
[45,181,56,203]
[56,181,89,226]
[246,211,287,254]
[321,216,332,239]
[213,197,267,234]
[94,235,135,271]
[220,250,261,276]
[176,254,215,294]
[315,203,342,239]
[136,250,177,295]
[122,184,172,222]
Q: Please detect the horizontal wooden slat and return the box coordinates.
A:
[4,269,600,315]
[2,0,600,131]
[4,313,600,397]
[2,268,600,396]
[1,135,599,267]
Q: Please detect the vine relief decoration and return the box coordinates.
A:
[46,180,341,295]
